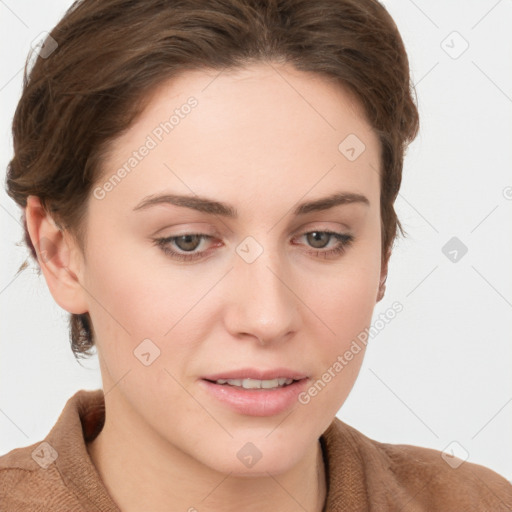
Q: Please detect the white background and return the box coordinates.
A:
[1,0,511,482]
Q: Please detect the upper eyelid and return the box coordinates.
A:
[158,229,351,250]
[160,228,349,241]
[159,223,351,238]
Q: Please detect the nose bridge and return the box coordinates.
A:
[227,234,299,343]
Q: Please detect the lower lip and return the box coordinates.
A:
[199,378,309,417]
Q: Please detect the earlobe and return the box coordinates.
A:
[25,195,88,315]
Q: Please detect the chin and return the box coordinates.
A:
[214,454,298,478]
[199,434,310,477]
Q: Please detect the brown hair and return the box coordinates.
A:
[5,0,419,360]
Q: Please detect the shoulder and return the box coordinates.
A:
[0,441,82,511]
[325,418,512,511]
[0,389,107,511]
[377,440,512,510]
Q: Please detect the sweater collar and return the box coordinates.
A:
[320,417,370,510]
[47,388,120,510]
[47,388,369,511]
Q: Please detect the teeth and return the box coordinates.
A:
[214,377,294,389]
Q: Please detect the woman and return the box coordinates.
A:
[2,0,511,510]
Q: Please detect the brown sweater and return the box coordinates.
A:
[1,389,511,511]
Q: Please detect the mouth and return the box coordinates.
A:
[199,369,309,416]
[203,377,302,390]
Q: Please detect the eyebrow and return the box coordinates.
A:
[132,191,370,217]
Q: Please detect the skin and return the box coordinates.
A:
[26,61,388,512]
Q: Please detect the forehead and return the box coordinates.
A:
[95,62,380,215]
[138,62,374,144]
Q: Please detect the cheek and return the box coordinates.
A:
[313,255,381,345]
[83,232,174,335]
[304,237,380,403]
[82,233,214,379]
[332,271,379,335]
[298,274,375,423]
[309,275,374,397]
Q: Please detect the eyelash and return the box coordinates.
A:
[153,230,354,262]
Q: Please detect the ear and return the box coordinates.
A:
[376,246,390,303]
[25,195,89,314]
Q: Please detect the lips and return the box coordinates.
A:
[202,367,308,382]
[199,367,310,415]
[199,374,309,416]
[214,377,295,389]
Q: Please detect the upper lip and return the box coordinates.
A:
[202,367,308,381]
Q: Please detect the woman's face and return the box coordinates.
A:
[75,62,384,474]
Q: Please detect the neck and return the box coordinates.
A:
[86,394,327,512]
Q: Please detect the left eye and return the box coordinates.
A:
[165,233,205,252]
[153,234,214,262]
[295,231,354,259]
[153,230,354,262]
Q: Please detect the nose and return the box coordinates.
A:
[223,240,301,346]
